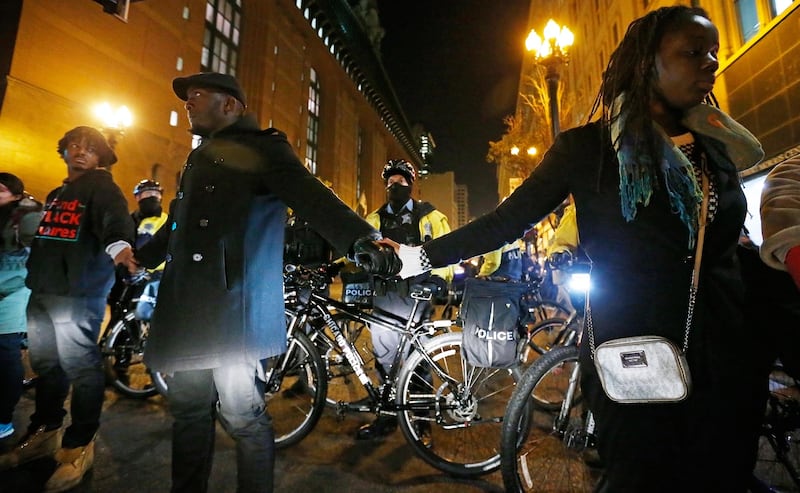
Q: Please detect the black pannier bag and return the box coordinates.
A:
[340,268,375,307]
[458,277,529,368]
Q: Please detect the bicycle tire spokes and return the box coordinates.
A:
[317,314,379,407]
[265,331,327,449]
[753,366,800,491]
[396,333,520,477]
[502,346,599,492]
[102,315,158,398]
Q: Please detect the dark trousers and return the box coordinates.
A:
[0,332,24,424]
[26,294,106,447]
[371,290,432,374]
[168,361,274,493]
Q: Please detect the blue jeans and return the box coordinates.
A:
[0,332,24,424]
[168,360,274,493]
[26,294,106,447]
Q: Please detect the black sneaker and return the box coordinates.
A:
[413,421,433,449]
[355,416,397,440]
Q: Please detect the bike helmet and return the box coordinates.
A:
[381,159,416,184]
[133,179,163,196]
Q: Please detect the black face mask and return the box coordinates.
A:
[138,197,162,218]
[386,182,411,210]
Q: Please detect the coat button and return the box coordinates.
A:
[205,185,215,192]
[177,191,184,199]
[165,253,173,262]
[185,162,193,169]
[199,219,209,227]
[192,253,203,262]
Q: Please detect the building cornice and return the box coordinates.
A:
[302,0,423,165]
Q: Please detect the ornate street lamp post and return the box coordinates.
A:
[93,102,133,151]
[525,20,573,141]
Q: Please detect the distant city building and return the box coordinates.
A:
[417,171,458,229]
[410,122,435,177]
[455,183,470,228]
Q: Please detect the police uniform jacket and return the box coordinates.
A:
[136,115,376,373]
[366,201,454,283]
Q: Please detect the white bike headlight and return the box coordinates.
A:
[568,272,591,294]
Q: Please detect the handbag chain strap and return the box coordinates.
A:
[588,170,710,358]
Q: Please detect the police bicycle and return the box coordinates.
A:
[500,255,601,492]
[500,339,601,492]
[100,270,168,399]
[751,361,800,493]
[272,263,523,477]
[518,253,590,366]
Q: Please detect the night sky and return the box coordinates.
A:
[376,0,531,217]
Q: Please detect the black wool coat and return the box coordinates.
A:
[422,121,759,489]
[424,122,748,367]
[137,115,376,373]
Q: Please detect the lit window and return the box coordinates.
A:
[202,0,241,76]
[305,68,320,175]
[182,6,190,20]
[735,0,760,42]
[742,174,767,245]
[772,0,793,16]
[176,56,184,71]
[169,111,178,127]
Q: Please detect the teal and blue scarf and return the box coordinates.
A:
[611,96,764,247]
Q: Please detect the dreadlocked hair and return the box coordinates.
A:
[589,6,711,163]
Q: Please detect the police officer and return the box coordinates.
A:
[477,239,526,282]
[107,179,168,307]
[356,159,453,441]
[131,179,168,246]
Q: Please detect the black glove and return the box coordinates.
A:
[350,237,402,277]
[548,250,573,269]
[421,275,448,296]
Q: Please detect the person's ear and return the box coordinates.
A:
[224,95,243,115]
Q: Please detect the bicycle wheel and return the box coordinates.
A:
[752,365,800,492]
[265,330,327,449]
[396,331,521,477]
[524,299,571,326]
[501,345,598,493]
[520,317,571,365]
[102,312,158,399]
[314,313,379,407]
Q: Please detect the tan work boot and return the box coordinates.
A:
[0,425,61,470]
[43,439,95,493]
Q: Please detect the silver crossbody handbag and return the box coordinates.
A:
[590,172,709,404]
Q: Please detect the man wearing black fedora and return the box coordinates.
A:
[133,72,400,493]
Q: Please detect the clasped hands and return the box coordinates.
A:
[351,234,428,279]
[113,246,145,278]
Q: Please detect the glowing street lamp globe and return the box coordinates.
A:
[524,19,574,140]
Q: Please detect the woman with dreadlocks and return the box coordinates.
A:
[381,6,764,492]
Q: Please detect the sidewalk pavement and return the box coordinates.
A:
[0,386,505,493]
